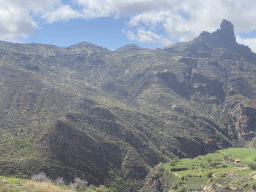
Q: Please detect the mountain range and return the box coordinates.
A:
[1,19,256,191]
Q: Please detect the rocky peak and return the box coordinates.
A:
[115,44,144,52]
[213,19,236,43]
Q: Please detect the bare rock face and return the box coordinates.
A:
[230,104,256,141]
[213,19,236,44]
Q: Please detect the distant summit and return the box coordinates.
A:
[164,19,256,62]
[213,19,236,43]
[114,44,144,52]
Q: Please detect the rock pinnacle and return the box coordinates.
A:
[214,19,236,43]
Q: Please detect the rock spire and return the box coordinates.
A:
[214,19,236,43]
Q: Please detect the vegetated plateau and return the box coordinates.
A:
[1,19,256,191]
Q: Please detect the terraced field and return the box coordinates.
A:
[141,148,256,191]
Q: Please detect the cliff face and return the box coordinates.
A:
[1,19,256,191]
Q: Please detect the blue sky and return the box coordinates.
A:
[1,0,256,51]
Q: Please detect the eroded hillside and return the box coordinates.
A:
[1,19,256,191]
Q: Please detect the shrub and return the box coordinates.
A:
[208,158,212,163]
[220,172,226,177]
[54,177,65,186]
[89,184,97,189]
[178,186,187,192]
[172,183,178,190]
[210,162,220,168]
[248,163,256,170]
[252,183,256,190]
[180,176,184,180]
[177,180,185,185]
[170,167,188,171]
[68,177,89,190]
[207,172,213,178]
[106,187,118,192]
[224,155,229,161]
[31,172,52,183]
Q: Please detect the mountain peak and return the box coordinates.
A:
[213,19,236,43]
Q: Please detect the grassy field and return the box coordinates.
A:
[161,148,256,191]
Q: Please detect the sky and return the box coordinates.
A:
[1,0,256,52]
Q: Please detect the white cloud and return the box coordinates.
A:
[72,0,256,46]
[2,0,256,47]
[0,0,62,42]
[42,5,82,23]
[0,1,37,42]
[124,28,172,46]
[236,35,256,53]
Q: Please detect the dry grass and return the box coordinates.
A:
[0,182,12,192]
[0,180,75,192]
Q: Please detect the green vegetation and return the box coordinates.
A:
[141,148,256,191]
[2,23,256,192]
[0,175,117,192]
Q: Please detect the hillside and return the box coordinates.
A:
[141,148,256,192]
[1,19,256,191]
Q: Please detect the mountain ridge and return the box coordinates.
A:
[1,19,256,191]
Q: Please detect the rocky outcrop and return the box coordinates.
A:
[230,104,256,141]
[213,19,236,44]
[157,70,225,101]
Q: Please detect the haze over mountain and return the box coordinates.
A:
[1,19,256,191]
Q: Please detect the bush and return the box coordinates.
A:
[224,155,229,161]
[252,183,256,190]
[89,184,97,190]
[54,177,65,186]
[207,172,213,178]
[31,172,52,183]
[220,172,226,177]
[248,163,256,170]
[178,186,187,192]
[210,162,220,168]
[170,167,188,171]
[172,183,178,190]
[105,187,118,192]
[208,158,212,163]
[68,177,89,190]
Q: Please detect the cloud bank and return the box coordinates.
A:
[1,0,256,51]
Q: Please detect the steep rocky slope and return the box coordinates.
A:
[1,19,256,191]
